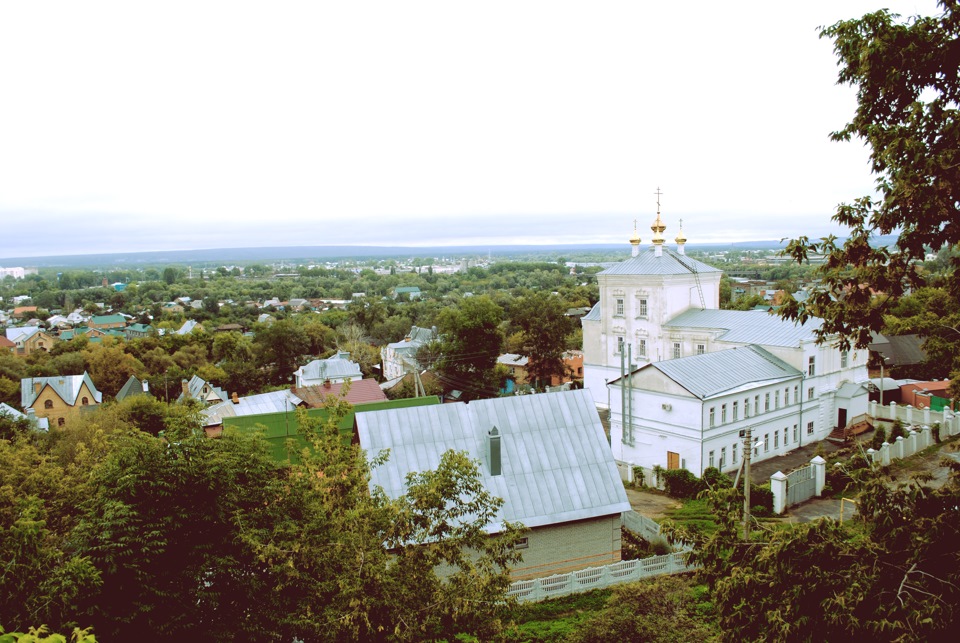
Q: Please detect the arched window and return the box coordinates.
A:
[44,399,54,409]
[57,417,65,427]
[81,397,89,406]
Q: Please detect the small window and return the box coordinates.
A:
[721,404,727,423]
[775,390,780,409]
[57,417,65,427]
[793,424,799,442]
[783,426,789,446]
[708,450,715,468]
[784,387,790,405]
[638,298,648,317]
[720,447,726,469]
[673,342,681,359]
[616,298,624,316]
[808,387,814,401]
[733,401,739,421]
[744,398,750,418]
[808,356,816,376]
[638,338,647,357]
[794,385,799,403]
[81,397,89,406]
[764,434,770,452]
[709,407,715,427]
[697,343,705,355]
[513,537,529,550]
[764,393,770,412]
[732,443,738,464]
[774,430,779,448]
[44,399,54,409]
[617,336,625,354]
[807,421,814,436]
[754,395,760,415]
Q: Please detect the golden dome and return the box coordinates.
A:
[629,219,641,245]
[651,212,666,245]
[675,218,687,244]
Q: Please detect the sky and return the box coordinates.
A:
[0,0,943,260]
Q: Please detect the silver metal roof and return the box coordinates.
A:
[203,389,303,425]
[582,302,601,321]
[21,372,102,408]
[356,389,630,531]
[665,309,822,348]
[645,345,802,399]
[598,246,722,276]
[297,356,362,381]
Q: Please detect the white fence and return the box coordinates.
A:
[870,402,960,437]
[506,552,695,602]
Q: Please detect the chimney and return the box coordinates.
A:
[182,379,190,397]
[488,426,501,476]
[323,379,332,389]
[232,392,239,404]
[142,380,149,393]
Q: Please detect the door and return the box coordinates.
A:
[667,451,680,470]
[837,408,848,430]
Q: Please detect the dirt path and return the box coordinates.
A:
[624,487,682,520]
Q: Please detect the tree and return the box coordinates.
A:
[434,296,504,400]
[254,318,309,384]
[510,292,573,387]
[162,267,177,286]
[780,2,960,351]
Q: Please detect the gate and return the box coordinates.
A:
[786,465,816,507]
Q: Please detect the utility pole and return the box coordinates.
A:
[743,427,752,541]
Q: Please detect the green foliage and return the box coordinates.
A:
[509,292,574,386]
[871,426,888,450]
[503,590,612,643]
[434,295,504,400]
[660,469,704,499]
[890,418,905,441]
[631,466,645,487]
[564,576,719,642]
[0,626,96,642]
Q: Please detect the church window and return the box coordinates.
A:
[638,298,648,317]
[638,339,647,357]
[615,298,624,317]
[697,343,705,355]
[44,400,53,409]
[709,407,715,427]
[733,401,738,421]
[808,356,816,376]
[673,342,681,359]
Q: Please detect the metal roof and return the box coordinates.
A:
[643,345,802,399]
[21,372,102,409]
[297,355,363,381]
[582,302,601,322]
[664,309,821,348]
[203,389,304,425]
[598,246,722,276]
[356,389,630,532]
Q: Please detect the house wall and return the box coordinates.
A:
[21,331,56,355]
[30,381,98,427]
[510,515,623,580]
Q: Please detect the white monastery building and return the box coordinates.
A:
[582,203,869,477]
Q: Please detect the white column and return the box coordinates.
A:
[906,405,914,424]
[921,425,933,450]
[771,471,788,515]
[881,442,891,466]
[811,456,826,497]
[893,436,905,461]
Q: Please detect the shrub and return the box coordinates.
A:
[890,418,905,441]
[702,467,732,490]
[749,483,773,514]
[632,465,645,487]
[871,426,887,451]
[932,422,941,443]
[661,468,705,499]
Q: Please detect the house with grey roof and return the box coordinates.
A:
[176,375,229,405]
[380,325,438,381]
[583,211,869,478]
[356,389,631,580]
[294,351,362,387]
[21,372,102,428]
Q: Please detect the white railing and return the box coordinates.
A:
[507,552,695,602]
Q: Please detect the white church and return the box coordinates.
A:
[582,206,869,477]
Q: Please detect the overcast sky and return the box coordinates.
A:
[0,0,941,260]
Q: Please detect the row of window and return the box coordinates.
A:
[708,386,815,427]
[707,422,816,469]
[615,337,705,359]
[614,297,648,318]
